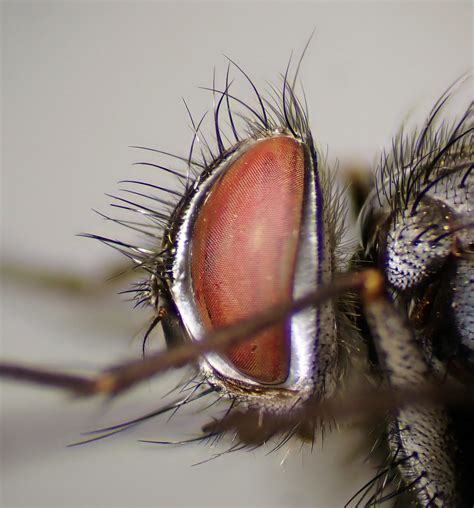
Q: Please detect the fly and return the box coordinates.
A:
[2,29,472,508]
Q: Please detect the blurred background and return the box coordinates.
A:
[1,2,472,507]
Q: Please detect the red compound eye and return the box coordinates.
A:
[191,136,305,384]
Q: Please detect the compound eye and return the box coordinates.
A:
[191,136,305,384]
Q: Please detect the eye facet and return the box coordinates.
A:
[191,136,305,384]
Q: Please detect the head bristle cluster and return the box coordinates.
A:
[90,55,346,318]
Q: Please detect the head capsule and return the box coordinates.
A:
[160,127,340,408]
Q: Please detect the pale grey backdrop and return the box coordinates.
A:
[1,2,472,508]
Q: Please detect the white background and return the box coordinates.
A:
[1,2,472,507]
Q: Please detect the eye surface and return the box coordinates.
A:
[191,136,305,384]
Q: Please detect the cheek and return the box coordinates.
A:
[191,136,305,384]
